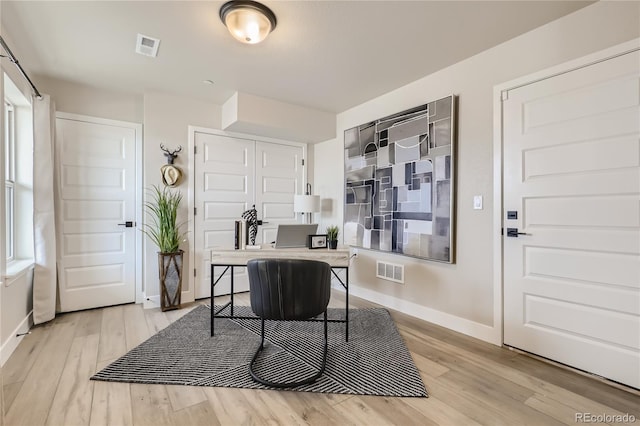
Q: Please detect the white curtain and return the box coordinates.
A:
[32,94,57,324]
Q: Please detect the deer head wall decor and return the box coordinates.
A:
[159,144,183,187]
[160,144,182,164]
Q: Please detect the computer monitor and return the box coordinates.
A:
[274,224,319,248]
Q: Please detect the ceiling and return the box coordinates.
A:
[2,1,593,114]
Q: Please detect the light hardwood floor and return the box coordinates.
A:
[2,291,639,426]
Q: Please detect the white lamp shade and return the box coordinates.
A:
[293,194,320,213]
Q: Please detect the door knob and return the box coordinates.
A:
[118,221,134,228]
[506,227,530,237]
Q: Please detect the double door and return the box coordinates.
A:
[193,131,304,298]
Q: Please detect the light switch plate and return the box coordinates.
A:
[473,195,483,210]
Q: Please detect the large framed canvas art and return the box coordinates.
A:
[343,95,456,263]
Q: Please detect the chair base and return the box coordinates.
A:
[249,311,328,388]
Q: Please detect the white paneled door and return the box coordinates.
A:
[193,131,304,299]
[55,116,139,312]
[503,49,640,388]
[255,141,304,245]
[194,133,255,298]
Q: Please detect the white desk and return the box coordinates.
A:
[210,247,351,341]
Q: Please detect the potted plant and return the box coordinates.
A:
[143,185,187,311]
[326,225,339,249]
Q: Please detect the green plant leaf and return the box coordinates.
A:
[326,225,339,240]
[141,185,187,253]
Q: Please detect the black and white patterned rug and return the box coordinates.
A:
[91,305,427,397]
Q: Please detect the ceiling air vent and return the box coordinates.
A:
[135,34,160,57]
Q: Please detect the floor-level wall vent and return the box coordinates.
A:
[376,260,404,284]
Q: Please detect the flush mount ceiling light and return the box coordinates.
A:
[219,1,277,44]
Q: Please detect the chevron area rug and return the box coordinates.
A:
[91,305,427,397]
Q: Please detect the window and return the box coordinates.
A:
[3,74,33,265]
[4,100,15,260]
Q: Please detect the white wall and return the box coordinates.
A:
[315,0,640,343]
[34,75,144,123]
[142,92,221,301]
[0,268,33,366]
[222,91,336,143]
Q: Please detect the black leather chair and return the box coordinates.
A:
[247,258,332,388]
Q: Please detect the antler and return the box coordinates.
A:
[160,144,182,164]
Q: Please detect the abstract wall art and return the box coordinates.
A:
[343,95,456,263]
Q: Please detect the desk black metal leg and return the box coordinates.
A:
[346,266,349,342]
[211,265,216,336]
[230,266,234,317]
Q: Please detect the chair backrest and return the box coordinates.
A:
[247,258,332,320]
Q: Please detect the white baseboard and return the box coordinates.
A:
[345,285,501,345]
[143,295,161,309]
[1,310,34,367]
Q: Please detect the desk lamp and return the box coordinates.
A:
[293,183,320,224]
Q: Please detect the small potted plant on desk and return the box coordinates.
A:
[143,185,187,311]
[326,225,339,250]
